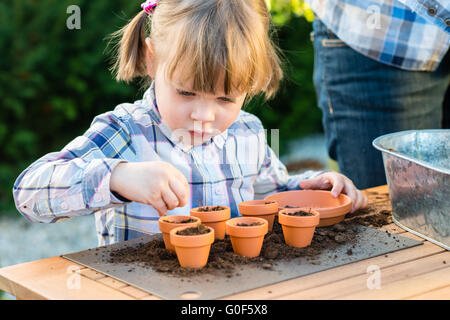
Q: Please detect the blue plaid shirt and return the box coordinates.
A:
[13,82,323,246]
[306,0,450,70]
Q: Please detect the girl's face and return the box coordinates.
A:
[146,39,247,146]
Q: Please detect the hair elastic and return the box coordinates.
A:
[141,0,158,14]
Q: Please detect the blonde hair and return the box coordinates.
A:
[107,0,284,100]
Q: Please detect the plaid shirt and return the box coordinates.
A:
[13,82,323,246]
[306,0,450,71]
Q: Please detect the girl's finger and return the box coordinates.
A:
[329,176,345,197]
[343,180,358,212]
[151,197,169,216]
[169,177,189,207]
[161,186,179,211]
[362,193,369,208]
[353,189,364,212]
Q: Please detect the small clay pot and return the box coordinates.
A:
[238,200,279,231]
[169,225,215,268]
[225,217,268,258]
[265,190,352,227]
[190,206,231,240]
[278,208,320,248]
[158,215,201,252]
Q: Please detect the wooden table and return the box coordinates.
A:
[1,185,449,300]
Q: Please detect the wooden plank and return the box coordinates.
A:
[277,251,450,300]
[80,268,106,281]
[364,185,389,194]
[362,189,390,205]
[340,266,450,300]
[0,256,133,300]
[97,276,128,290]
[119,285,153,299]
[406,285,450,300]
[378,223,406,234]
[223,241,443,300]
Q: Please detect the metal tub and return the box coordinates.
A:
[373,130,450,250]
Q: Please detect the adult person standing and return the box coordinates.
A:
[304,0,449,189]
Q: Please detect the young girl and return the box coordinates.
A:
[13,0,367,246]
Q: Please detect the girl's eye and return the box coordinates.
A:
[177,89,195,96]
[218,97,233,103]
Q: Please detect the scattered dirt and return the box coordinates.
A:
[236,222,264,226]
[107,190,394,278]
[176,224,210,235]
[195,206,226,212]
[164,218,197,224]
[282,210,314,217]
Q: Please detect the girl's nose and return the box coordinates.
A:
[190,102,215,122]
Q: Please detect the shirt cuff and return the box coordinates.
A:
[82,159,128,208]
[287,169,329,190]
[111,190,131,203]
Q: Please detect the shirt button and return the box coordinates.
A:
[61,202,68,210]
[427,7,437,16]
[215,188,223,195]
[445,19,450,27]
[94,194,103,203]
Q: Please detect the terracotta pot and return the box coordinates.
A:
[169,225,215,268]
[278,208,320,248]
[225,217,268,258]
[190,206,231,239]
[158,215,201,252]
[265,190,352,227]
[238,200,279,231]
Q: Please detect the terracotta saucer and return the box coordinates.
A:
[264,190,352,227]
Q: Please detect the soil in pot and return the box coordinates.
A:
[236,222,264,227]
[284,210,315,217]
[170,224,214,269]
[195,206,227,212]
[190,205,231,240]
[278,209,320,248]
[176,224,211,235]
[226,217,268,258]
[158,215,201,252]
[238,200,279,232]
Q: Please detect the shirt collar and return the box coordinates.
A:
[143,81,228,152]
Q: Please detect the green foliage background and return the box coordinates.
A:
[0,0,321,215]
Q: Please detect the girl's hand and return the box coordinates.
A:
[299,172,368,213]
[110,161,190,216]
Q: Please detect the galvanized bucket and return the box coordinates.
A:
[373,129,450,250]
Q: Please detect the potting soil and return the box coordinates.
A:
[63,191,422,299]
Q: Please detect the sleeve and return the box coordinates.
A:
[253,144,326,200]
[402,0,450,31]
[249,114,326,200]
[12,110,136,224]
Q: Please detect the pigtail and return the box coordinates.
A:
[106,10,150,83]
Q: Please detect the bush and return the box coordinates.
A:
[0,1,321,214]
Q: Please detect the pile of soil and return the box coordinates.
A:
[176,224,210,235]
[107,190,394,278]
[195,206,226,212]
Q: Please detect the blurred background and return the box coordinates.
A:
[0,0,336,298]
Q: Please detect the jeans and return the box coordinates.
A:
[311,18,450,190]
